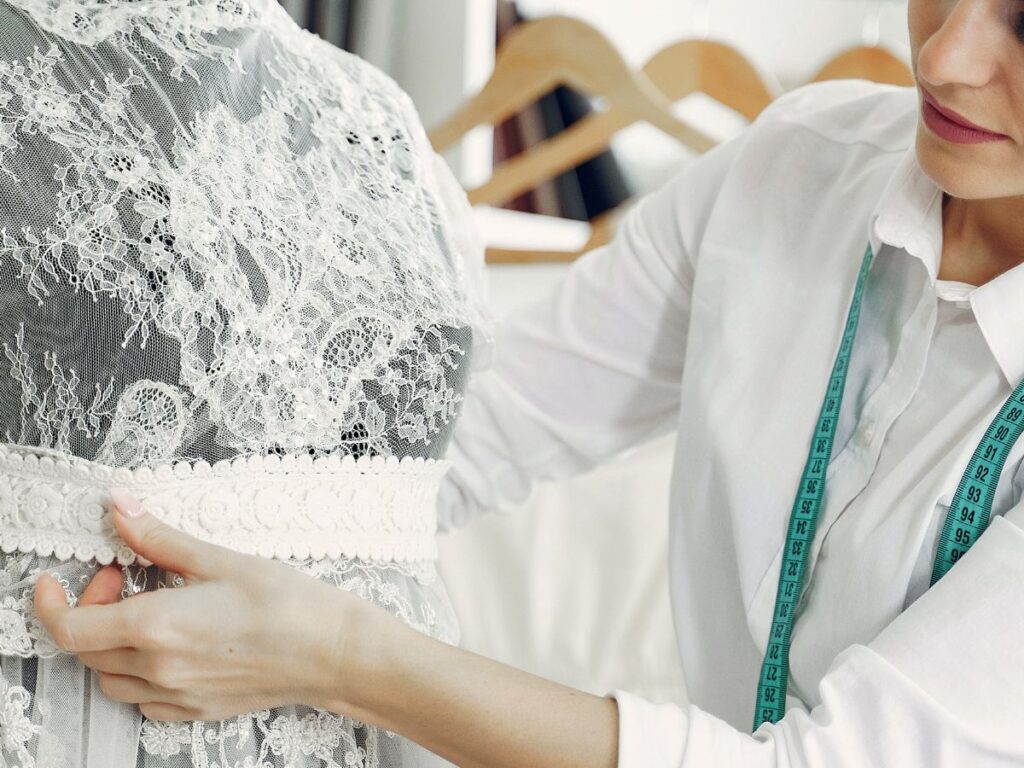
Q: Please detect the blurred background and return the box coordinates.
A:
[279,0,913,708]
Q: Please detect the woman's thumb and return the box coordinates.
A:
[109,487,212,579]
[109,488,152,567]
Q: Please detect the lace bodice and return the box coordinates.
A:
[0,0,491,470]
[0,4,488,766]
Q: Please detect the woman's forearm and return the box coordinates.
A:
[316,598,619,768]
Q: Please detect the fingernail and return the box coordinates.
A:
[110,487,145,518]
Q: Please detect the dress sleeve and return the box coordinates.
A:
[610,504,1024,767]
[436,129,749,531]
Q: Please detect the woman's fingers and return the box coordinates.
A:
[78,647,148,678]
[93,664,197,721]
[78,565,124,607]
[33,572,75,645]
[139,702,194,722]
[109,487,235,580]
[34,573,139,653]
[96,671,165,705]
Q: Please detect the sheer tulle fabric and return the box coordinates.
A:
[0,0,490,765]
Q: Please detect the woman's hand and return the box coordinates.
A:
[33,489,361,723]
[34,490,620,768]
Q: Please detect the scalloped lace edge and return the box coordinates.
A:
[0,444,448,565]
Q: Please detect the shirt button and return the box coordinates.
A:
[861,424,876,443]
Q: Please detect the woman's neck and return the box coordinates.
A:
[939,192,1024,285]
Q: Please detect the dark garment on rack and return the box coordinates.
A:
[544,85,632,221]
[279,0,357,49]
[492,0,633,220]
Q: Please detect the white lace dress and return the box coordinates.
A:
[0,1,492,766]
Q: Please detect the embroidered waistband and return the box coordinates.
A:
[0,444,447,565]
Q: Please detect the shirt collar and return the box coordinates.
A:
[867,143,943,281]
[867,143,1024,388]
[973,263,1024,388]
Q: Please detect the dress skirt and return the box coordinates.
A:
[0,550,459,768]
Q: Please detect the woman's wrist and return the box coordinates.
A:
[309,588,395,718]
[311,592,448,736]
[309,591,620,768]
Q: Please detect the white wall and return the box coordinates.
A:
[516,0,910,87]
[385,0,496,181]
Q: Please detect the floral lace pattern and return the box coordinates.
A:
[4,0,274,80]
[0,1,487,466]
[0,676,41,767]
[2,325,117,452]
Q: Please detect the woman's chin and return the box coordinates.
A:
[916,129,1024,201]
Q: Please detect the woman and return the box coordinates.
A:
[28,0,1024,765]
[0,0,491,766]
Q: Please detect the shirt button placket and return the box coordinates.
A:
[860,423,875,444]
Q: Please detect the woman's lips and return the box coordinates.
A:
[920,88,1009,145]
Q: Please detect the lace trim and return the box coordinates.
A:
[0,443,447,565]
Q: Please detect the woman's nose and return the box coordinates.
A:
[917,0,1004,88]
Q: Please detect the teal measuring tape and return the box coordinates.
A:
[931,375,1024,584]
[752,242,1024,731]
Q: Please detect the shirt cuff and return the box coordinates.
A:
[608,689,689,768]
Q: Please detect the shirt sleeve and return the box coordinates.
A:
[435,80,837,531]
[609,504,1024,766]
[436,128,749,532]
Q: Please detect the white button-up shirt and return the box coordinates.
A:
[438,79,1024,766]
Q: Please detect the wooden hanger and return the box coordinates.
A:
[645,38,780,120]
[811,45,914,86]
[430,15,709,154]
[470,38,779,217]
[430,16,718,264]
[483,209,617,265]
[467,38,779,262]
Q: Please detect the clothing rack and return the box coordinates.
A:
[431,13,913,264]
